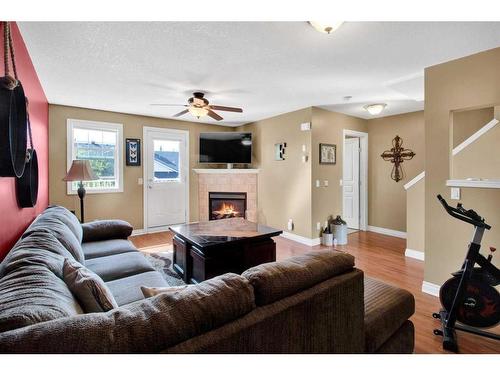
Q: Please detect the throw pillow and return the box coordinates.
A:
[63,258,118,313]
[141,285,191,298]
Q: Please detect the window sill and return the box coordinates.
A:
[67,188,124,195]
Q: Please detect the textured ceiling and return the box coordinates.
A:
[19,22,500,126]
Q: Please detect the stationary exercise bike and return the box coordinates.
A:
[432,195,500,352]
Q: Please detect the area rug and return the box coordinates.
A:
[142,248,186,286]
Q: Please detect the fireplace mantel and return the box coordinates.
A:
[193,168,260,174]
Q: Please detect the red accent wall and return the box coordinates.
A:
[0,22,48,260]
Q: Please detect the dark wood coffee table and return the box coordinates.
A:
[169,218,282,284]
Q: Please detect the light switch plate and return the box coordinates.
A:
[315,180,320,188]
[138,178,143,185]
[316,222,321,230]
[324,180,329,187]
[451,187,461,200]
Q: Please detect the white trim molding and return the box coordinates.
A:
[280,231,321,247]
[446,179,500,189]
[405,248,425,261]
[452,118,499,156]
[404,171,425,190]
[193,168,260,174]
[131,228,146,236]
[422,281,441,297]
[367,225,407,239]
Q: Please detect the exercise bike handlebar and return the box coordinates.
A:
[437,195,491,229]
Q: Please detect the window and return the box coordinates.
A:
[67,119,123,194]
[153,139,180,181]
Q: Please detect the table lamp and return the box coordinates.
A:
[63,160,97,223]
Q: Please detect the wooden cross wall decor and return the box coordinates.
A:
[380,135,415,182]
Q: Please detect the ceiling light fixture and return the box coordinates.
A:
[188,106,209,118]
[309,21,344,34]
[363,103,387,116]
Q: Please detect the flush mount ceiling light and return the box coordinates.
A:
[363,103,387,115]
[309,21,344,34]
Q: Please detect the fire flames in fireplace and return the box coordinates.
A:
[209,192,247,221]
[212,202,241,219]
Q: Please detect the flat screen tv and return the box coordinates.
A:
[199,132,252,164]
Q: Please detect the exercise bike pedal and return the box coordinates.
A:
[432,313,441,319]
[433,329,443,336]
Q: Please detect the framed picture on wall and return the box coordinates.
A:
[125,138,141,166]
[319,143,336,164]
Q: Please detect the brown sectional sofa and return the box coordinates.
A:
[0,206,415,353]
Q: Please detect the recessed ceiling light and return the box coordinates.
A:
[363,103,387,115]
[309,21,344,34]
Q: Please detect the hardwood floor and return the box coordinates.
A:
[130,230,500,354]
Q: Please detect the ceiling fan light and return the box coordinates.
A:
[309,21,344,34]
[363,103,387,115]
[188,106,209,118]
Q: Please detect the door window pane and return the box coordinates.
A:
[154,140,180,181]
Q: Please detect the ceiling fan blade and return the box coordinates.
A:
[173,109,189,117]
[209,105,243,113]
[206,109,223,121]
[150,104,188,107]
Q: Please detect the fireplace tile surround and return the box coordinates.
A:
[194,169,259,222]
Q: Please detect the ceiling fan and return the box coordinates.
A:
[151,92,243,121]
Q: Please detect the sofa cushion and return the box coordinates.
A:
[242,250,355,306]
[0,231,76,279]
[0,265,83,333]
[364,277,415,353]
[63,258,118,313]
[106,271,169,306]
[82,239,137,260]
[24,216,85,264]
[82,220,133,243]
[43,205,83,243]
[0,273,255,353]
[85,252,155,282]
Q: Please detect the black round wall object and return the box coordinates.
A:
[16,148,38,208]
[0,81,28,177]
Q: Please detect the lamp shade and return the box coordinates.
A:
[63,160,98,182]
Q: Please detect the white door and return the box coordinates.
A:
[343,137,360,229]
[144,128,188,230]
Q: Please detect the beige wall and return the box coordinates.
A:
[425,47,500,286]
[452,121,500,179]
[452,107,494,148]
[311,108,367,237]
[406,177,425,253]
[367,111,425,232]
[237,108,313,238]
[49,105,231,229]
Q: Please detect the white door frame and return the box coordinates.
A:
[342,129,368,231]
[143,126,190,233]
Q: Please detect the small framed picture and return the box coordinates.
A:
[319,143,336,164]
[126,138,141,166]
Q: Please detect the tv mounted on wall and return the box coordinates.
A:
[199,132,252,165]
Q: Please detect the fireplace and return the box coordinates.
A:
[209,192,247,221]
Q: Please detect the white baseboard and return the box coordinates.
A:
[131,228,146,236]
[131,226,171,236]
[280,231,321,247]
[422,281,441,297]
[405,248,425,261]
[367,225,407,239]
